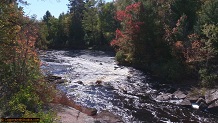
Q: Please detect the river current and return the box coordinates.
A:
[40,50,218,123]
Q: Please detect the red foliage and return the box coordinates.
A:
[111,2,144,50]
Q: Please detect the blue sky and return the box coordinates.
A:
[22,0,112,20]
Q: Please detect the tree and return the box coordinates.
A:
[43,10,52,24]
[82,0,99,46]
[68,0,86,48]
[111,2,145,63]
[35,21,49,50]
[54,13,70,48]
[0,1,55,120]
[98,2,118,45]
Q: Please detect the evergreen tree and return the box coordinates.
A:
[68,0,86,48]
[82,0,99,46]
[98,2,118,45]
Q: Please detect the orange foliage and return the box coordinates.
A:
[174,41,184,50]
[181,34,205,63]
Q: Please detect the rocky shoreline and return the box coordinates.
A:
[151,83,218,115]
[50,104,123,123]
[47,75,218,122]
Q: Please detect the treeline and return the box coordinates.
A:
[36,0,118,50]
[0,0,55,122]
[110,0,218,86]
[37,0,218,87]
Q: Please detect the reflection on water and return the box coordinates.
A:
[40,50,218,123]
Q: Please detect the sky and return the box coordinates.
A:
[22,0,112,20]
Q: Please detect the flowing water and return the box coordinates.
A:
[40,50,218,123]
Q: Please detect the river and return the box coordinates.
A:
[40,50,218,123]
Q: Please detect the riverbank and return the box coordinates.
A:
[40,50,218,122]
[46,75,123,123]
[151,83,218,114]
[49,74,218,122]
[50,103,123,123]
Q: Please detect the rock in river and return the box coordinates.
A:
[186,92,204,103]
[156,93,172,101]
[179,99,192,107]
[54,79,67,84]
[205,89,218,112]
[172,90,187,99]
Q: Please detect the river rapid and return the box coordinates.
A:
[40,50,218,123]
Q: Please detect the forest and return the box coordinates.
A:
[38,0,218,85]
[0,0,218,122]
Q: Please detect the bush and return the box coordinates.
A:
[199,68,218,87]
[24,110,56,123]
[0,2,56,121]
[152,59,186,82]
[115,50,127,64]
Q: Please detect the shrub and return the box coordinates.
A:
[115,50,126,64]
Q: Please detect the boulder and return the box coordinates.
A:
[96,80,102,85]
[192,98,208,110]
[54,79,67,84]
[172,90,187,99]
[94,110,123,123]
[156,93,172,101]
[76,81,84,85]
[205,89,218,110]
[185,92,203,103]
[51,103,96,123]
[45,75,62,82]
[179,99,192,107]
[51,90,97,116]
[52,104,123,123]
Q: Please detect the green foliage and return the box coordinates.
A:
[152,59,186,82]
[98,2,118,38]
[8,86,42,116]
[0,1,56,121]
[197,0,218,27]
[68,0,86,47]
[197,16,218,87]
[43,11,52,24]
[82,0,99,46]
[6,0,216,86]
[201,24,218,63]
[199,68,218,87]
[110,0,218,83]
[35,22,49,50]
[115,50,127,64]
[24,110,56,123]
